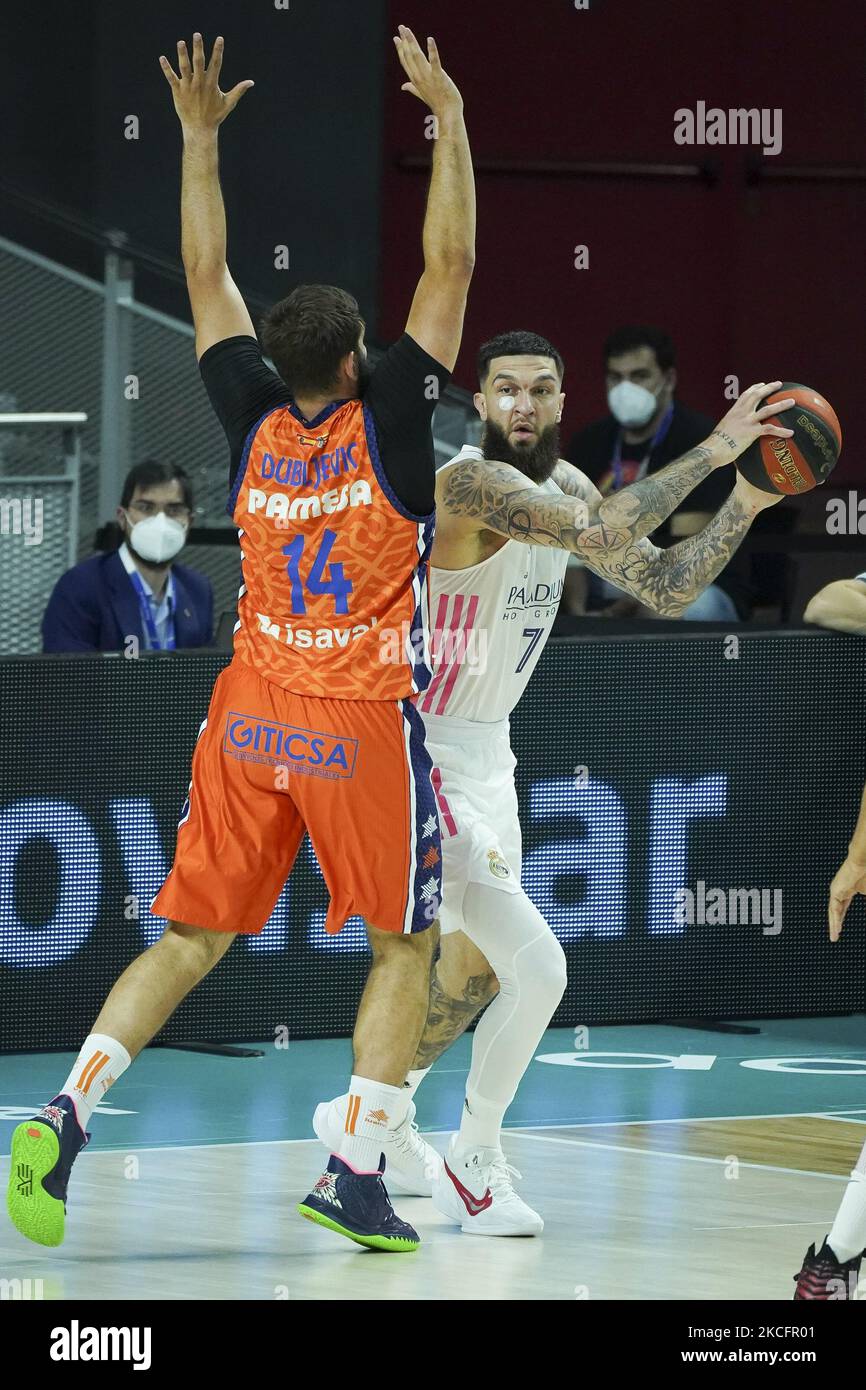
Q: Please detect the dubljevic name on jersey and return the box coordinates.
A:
[258,445,360,492]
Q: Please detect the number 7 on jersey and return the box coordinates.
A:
[516,627,544,673]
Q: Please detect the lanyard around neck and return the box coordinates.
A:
[128,567,176,651]
[611,403,675,488]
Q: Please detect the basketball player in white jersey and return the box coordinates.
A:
[316,331,791,1233]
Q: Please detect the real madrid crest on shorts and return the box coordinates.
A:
[487,848,510,880]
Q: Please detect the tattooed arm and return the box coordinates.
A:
[440,457,773,616]
[572,469,783,617]
[441,438,735,555]
[442,381,794,559]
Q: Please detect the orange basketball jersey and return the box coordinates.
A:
[228,399,435,700]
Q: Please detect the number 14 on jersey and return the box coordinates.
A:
[282,529,353,615]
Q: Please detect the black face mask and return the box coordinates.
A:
[481,418,561,484]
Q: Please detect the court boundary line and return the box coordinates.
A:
[2,1106,864,1156]
[0,1129,847,1184]
[505,1107,866,1129]
[502,1131,849,1181]
[2,1109,860,1180]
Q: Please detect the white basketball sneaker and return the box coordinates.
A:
[312,1097,442,1197]
[433,1135,544,1236]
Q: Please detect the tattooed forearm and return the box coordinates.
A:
[582,485,755,617]
[593,444,717,543]
[411,968,499,1070]
[652,488,754,613]
[443,444,725,558]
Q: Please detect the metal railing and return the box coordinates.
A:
[0,413,85,652]
[0,182,479,635]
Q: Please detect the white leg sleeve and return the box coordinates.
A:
[460,882,567,1117]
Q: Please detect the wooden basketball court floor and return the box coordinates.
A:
[2,1014,866,1301]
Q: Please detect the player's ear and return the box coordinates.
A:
[344,350,360,384]
[556,391,565,424]
[473,390,487,422]
[666,367,677,395]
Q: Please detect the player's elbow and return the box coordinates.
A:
[424,251,476,285]
[183,255,228,287]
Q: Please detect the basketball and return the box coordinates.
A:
[737,382,842,494]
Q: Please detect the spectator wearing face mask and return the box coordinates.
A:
[564,325,749,621]
[42,459,213,652]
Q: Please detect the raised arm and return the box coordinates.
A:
[159,34,255,359]
[394,27,475,370]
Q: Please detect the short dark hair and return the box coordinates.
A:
[603,325,675,372]
[95,459,193,551]
[261,285,363,396]
[477,331,564,386]
[120,459,193,511]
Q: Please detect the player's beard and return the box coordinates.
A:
[481,419,561,484]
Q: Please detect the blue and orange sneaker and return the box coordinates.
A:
[297,1154,420,1252]
[6,1095,90,1247]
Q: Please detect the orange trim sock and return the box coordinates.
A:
[58,1033,132,1128]
[334,1075,409,1173]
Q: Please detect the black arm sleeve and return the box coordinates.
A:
[198,336,290,490]
[363,333,452,516]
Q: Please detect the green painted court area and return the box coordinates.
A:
[3,1015,866,1153]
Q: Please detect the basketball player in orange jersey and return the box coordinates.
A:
[6,28,474,1255]
[794,789,866,1298]
[314,332,794,1233]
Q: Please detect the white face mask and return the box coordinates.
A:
[126,512,187,564]
[607,380,660,429]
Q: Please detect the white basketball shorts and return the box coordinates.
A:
[423,713,524,936]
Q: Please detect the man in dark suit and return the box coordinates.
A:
[42,459,213,652]
[564,325,750,619]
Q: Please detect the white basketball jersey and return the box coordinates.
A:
[417,447,569,724]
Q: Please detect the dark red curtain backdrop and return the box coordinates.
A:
[381,0,865,481]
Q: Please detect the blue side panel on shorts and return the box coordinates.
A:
[400,697,442,933]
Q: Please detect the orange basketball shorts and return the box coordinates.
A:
[151,657,442,936]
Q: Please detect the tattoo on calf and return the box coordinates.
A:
[411,969,499,1070]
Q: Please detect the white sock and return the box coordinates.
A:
[402,1067,430,1099]
[59,1033,132,1128]
[456,1091,507,1154]
[828,1167,866,1263]
[333,1076,410,1172]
